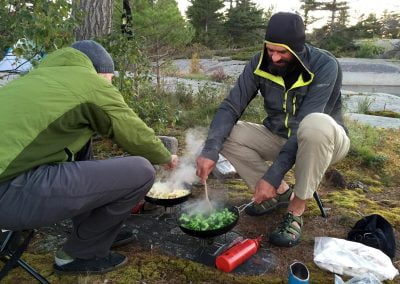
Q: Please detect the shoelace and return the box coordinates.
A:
[278,213,294,232]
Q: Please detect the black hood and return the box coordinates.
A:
[265,12,305,53]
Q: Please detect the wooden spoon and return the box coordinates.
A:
[204,180,213,212]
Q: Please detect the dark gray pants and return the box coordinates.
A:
[0,143,155,259]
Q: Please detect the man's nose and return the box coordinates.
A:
[272,53,281,62]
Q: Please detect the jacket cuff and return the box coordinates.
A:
[262,167,284,189]
[200,148,219,162]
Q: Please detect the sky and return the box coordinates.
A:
[177,0,400,28]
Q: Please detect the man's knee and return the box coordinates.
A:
[125,156,156,185]
[298,113,336,144]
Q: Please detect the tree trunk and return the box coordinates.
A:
[74,0,113,40]
[121,0,133,38]
[330,0,336,29]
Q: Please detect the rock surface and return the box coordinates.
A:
[158,136,178,154]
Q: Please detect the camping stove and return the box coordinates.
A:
[185,231,249,267]
[127,211,277,275]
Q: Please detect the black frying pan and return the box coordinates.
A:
[177,206,239,239]
[145,190,191,207]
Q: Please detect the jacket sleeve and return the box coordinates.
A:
[88,82,171,165]
[201,54,260,162]
[263,57,340,188]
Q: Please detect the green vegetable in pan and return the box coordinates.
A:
[179,208,237,231]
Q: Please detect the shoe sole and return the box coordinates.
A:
[245,200,290,216]
[269,236,301,247]
[53,256,128,275]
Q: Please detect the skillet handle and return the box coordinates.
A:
[236,201,254,214]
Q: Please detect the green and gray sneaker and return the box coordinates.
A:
[245,186,293,216]
[269,213,303,247]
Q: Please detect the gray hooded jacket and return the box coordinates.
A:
[201,42,346,189]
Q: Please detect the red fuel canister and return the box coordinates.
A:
[215,237,261,273]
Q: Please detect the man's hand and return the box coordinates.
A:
[196,156,216,182]
[163,154,179,170]
[253,179,277,204]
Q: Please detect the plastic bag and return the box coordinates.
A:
[212,154,237,179]
[334,273,382,284]
[313,237,398,281]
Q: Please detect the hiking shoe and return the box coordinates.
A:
[53,251,128,274]
[111,225,136,248]
[245,186,293,216]
[269,213,303,247]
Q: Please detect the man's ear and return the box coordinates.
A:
[98,73,114,83]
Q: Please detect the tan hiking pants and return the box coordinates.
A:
[220,113,350,200]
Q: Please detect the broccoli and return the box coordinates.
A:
[179,208,236,231]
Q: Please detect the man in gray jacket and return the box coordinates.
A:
[196,12,350,247]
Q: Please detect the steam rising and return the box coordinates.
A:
[152,128,232,216]
[182,199,222,216]
[155,128,206,191]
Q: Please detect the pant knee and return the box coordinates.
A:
[123,156,156,186]
[298,113,336,144]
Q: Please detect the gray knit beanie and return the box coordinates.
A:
[71,40,114,73]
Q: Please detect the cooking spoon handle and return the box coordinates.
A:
[204,181,213,211]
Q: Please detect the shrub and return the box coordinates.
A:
[241,95,266,123]
[190,52,201,74]
[355,42,385,58]
[347,121,388,170]
[129,86,180,132]
[161,60,180,77]
[356,95,375,114]
[176,83,226,128]
[211,67,227,82]
[174,82,194,108]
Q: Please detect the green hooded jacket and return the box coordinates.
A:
[0,47,171,183]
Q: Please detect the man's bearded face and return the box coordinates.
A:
[266,44,296,76]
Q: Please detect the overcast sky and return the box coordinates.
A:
[177,0,400,28]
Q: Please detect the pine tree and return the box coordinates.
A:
[133,0,194,88]
[224,0,265,47]
[186,0,224,48]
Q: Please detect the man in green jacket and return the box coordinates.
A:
[196,13,350,247]
[0,40,178,274]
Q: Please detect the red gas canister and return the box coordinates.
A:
[215,237,261,273]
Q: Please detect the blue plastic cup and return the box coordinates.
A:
[288,262,310,284]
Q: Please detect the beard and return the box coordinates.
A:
[266,55,297,77]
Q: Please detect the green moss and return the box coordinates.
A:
[306,262,335,284]
[225,179,248,189]
[225,179,253,201]
[368,186,383,193]
[363,179,382,187]
[304,198,323,217]
[328,190,400,226]
[328,191,365,210]
[1,250,300,283]
[367,209,400,226]
[366,110,400,118]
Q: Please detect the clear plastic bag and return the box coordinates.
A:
[334,273,382,284]
[313,237,398,281]
[212,154,237,179]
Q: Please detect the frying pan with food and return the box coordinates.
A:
[145,184,191,207]
[177,206,240,239]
